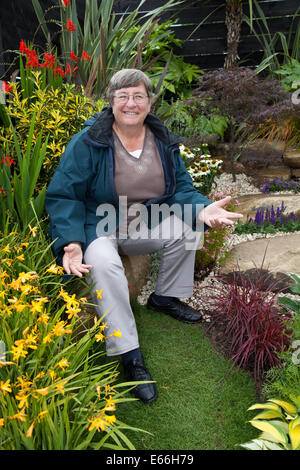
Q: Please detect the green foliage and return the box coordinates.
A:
[158,99,228,140]
[0,113,48,232]
[277,273,300,315]
[32,0,182,98]
[234,219,300,235]
[260,273,300,406]
[0,71,105,190]
[195,188,239,272]
[246,0,300,75]
[240,395,300,450]
[274,59,300,92]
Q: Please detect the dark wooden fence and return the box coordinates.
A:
[0,0,299,78]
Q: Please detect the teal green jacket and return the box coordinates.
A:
[45,107,211,264]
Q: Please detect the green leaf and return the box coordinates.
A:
[252,410,283,420]
[248,402,281,412]
[269,399,297,415]
[248,420,288,446]
[289,421,300,450]
[32,0,49,41]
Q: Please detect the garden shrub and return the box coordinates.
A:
[0,226,141,450]
[240,394,300,450]
[0,71,105,189]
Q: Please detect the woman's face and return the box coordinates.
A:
[111,83,151,130]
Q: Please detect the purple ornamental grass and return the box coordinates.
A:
[201,262,291,384]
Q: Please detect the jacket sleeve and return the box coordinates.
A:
[45,134,92,262]
[166,149,212,230]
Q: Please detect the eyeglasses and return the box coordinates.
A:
[113,93,149,104]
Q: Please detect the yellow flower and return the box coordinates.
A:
[43,333,53,344]
[16,392,30,409]
[2,258,12,267]
[35,387,49,396]
[55,358,70,370]
[37,410,48,421]
[51,320,72,337]
[38,312,50,325]
[15,254,25,261]
[48,369,57,382]
[0,379,12,396]
[45,264,64,275]
[55,381,65,395]
[26,421,35,437]
[95,332,105,342]
[88,414,110,432]
[10,408,27,422]
[30,299,45,314]
[18,271,38,283]
[16,375,33,391]
[99,322,108,332]
[28,225,37,237]
[105,414,116,426]
[112,329,122,338]
[96,289,103,300]
[0,418,4,427]
[103,396,116,412]
[10,340,28,361]
[1,244,10,254]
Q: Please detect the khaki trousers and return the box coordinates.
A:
[83,215,202,356]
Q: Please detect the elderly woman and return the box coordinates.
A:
[45,69,242,404]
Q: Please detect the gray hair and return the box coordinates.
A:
[105,69,154,105]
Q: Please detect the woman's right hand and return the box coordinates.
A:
[62,242,93,277]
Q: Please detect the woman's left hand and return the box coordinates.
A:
[198,196,243,228]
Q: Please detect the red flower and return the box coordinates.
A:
[54,66,65,77]
[1,154,16,166]
[41,53,56,69]
[25,50,40,69]
[66,19,76,32]
[70,51,78,62]
[81,51,91,62]
[64,63,72,75]
[19,40,31,55]
[2,81,13,94]
[62,0,71,6]
[0,187,7,199]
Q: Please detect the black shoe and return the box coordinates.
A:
[147,293,203,324]
[123,358,158,404]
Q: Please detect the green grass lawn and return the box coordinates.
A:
[114,300,258,450]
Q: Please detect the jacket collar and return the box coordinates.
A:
[83,106,182,148]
